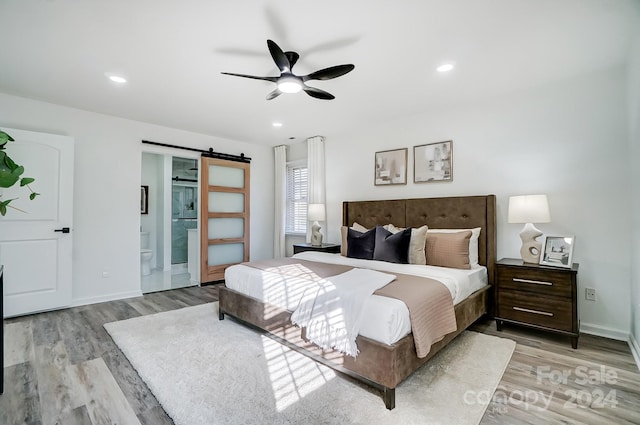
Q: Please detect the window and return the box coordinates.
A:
[286,164,308,234]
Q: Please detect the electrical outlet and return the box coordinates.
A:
[102,271,110,278]
[585,288,596,301]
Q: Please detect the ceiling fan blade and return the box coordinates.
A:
[303,85,335,100]
[285,51,300,70]
[220,72,278,83]
[267,39,290,72]
[266,89,282,100]
[302,64,355,82]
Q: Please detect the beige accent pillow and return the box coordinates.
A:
[425,230,472,269]
[428,227,481,265]
[386,224,428,265]
[341,226,349,256]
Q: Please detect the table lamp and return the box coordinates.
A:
[308,203,326,247]
[508,194,551,263]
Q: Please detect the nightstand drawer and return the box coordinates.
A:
[498,292,573,332]
[498,267,573,298]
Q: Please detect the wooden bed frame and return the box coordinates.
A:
[218,195,496,409]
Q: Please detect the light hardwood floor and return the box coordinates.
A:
[2,285,639,425]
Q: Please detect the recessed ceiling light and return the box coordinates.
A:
[272,122,283,128]
[437,63,454,73]
[105,73,127,83]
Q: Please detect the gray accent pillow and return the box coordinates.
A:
[346,227,377,260]
[373,225,412,264]
[386,224,428,265]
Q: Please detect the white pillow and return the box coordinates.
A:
[352,222,369,233]
[352,222,396,232]
[386,224,429,265]
[427,228,481,266]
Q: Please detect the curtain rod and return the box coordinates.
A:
[142,140,251,163]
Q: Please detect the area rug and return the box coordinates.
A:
[105,303,515,425]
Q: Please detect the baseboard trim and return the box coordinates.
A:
[629,333,640,372]
[72,290,143,307]
[579,322,628,341]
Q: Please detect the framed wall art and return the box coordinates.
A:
[374,148,407,186]
[414,140,453,183]
[141,185,149,214]
[539,235,575,268]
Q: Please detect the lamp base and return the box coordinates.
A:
[519,222,543,263]
[311,221,323,247]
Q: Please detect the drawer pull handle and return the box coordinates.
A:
[513,306,554,317]
[513,278,553,286]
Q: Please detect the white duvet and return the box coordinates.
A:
[224,252,488,345]
[291,268,396,357]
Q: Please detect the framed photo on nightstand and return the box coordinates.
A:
[539,235,575,268]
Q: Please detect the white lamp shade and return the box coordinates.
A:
[307,204,326,221]
[508,195,551,224]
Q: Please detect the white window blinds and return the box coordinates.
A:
[286,165,308,234]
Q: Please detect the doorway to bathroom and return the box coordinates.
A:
[141,152,200,294]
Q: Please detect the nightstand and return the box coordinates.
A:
[495,258,579,348]
[293,243,341,255]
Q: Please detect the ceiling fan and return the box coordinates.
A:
[221,39,355,100]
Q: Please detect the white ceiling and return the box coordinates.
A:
[1,0,637,146]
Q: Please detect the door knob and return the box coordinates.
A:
[54,227,70,234]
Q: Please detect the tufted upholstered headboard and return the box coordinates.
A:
[342,195,497,283]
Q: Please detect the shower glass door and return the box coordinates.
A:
[200,157,250,282]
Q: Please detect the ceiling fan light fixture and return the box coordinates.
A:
[277,77,302,93]
[221,40,354,100]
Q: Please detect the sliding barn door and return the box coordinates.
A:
[200,157,250,283]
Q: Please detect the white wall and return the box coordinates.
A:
[325,66,630,337]
[0,92,274,305]
[628,12,640,359]
[141,152,162,270]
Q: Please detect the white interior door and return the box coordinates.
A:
[0,127,74,317]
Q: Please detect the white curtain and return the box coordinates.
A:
[306,136,326,243]
[273,145,287,258]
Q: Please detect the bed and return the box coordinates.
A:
[218,195,496,409]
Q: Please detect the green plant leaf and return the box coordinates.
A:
[20,177,35,186]
[0,170,20,187]
[0,131,14,148]
[3,155,20,171]
[0,131,39,212]
[0,131,15,141]
[0,160,23,187]
[0,198,15,216]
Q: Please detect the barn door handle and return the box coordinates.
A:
[54,227,70,234]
